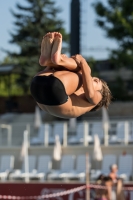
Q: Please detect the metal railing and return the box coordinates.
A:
[0,120,133,147]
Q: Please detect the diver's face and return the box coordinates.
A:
[92,77,102,91]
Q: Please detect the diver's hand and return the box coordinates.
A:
[71,54,86,66]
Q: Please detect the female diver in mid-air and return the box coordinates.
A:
[30,32,112,119]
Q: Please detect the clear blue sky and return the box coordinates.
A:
[0,0,118,61]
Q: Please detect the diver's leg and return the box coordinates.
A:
[51,32,80,72]
[39,32,79,72]
[53,70,82,95]
[39,32,55,66]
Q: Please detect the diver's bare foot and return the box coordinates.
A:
[51,32,62,65]
[39,32,54,66]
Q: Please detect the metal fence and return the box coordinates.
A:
[0,120,133,147]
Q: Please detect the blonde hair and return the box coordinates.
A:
[91,79,112,112]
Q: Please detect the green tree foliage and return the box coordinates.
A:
[1,56,18,65]
[109,76,127,100]
[93,0,133,101]
[93,0,133,67]
[8,0,69,92]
